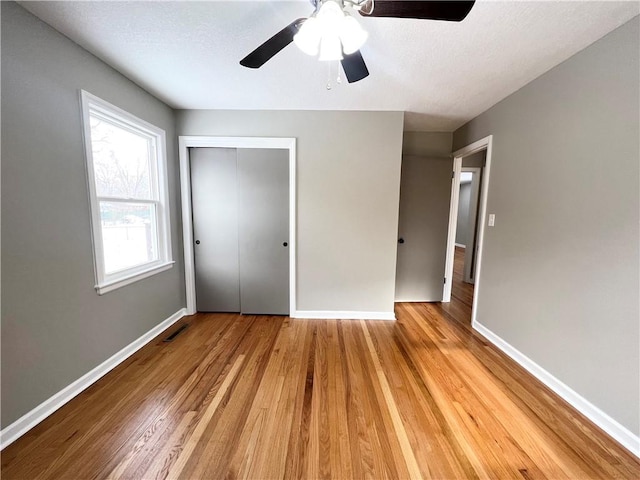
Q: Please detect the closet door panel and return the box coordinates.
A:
[237,148,289,315]
[191,147,240,312]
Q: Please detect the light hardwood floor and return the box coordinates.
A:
[2,301,639,478]
[441,245,475,325]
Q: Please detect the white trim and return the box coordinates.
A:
[443,135,493,328]
[293,310,396,321]
[455,243,466,249]
[468,137,492,325]
[0,308,187,450]
[452,136,493,158]
[80,90,173,294]
[95,261,174,295]
[179,136,294,149]
[472,321,640,458]
[443,156,462,302]
[178,137,196,314]
[179,136,297,316]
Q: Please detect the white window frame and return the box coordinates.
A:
[80,90,173,295]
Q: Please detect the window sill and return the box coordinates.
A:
[95,261,175,295]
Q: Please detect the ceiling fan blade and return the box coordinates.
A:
[360,1,475,21]
[240,18,305,68]
[341,50,369,83]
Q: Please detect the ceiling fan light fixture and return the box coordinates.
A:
[293,0,368,61]
[241,0,477,84]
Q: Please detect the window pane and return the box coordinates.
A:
[100,202,158,274]
[90,115,153,199]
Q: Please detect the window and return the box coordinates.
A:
[81,91,173,294]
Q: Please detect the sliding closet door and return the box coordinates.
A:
[237,149,289,315]
[191,148,240,312]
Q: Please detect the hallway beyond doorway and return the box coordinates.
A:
[442,245,474,323]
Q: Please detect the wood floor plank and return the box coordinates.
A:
[368,320,479,479]
[283,322,316,479]
[105,316,251,480]
[339,320,383,479]
[166,353,246,479]
[396,306,524,479]
[344,319,409,479]
[139,410,197,480]
[180,315,284,480]
[108,315,255,480]
[360,319,424,479]
[244,319,308,480]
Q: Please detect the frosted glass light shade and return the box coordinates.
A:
[318,34,343,61]
[293,17,321,56]
[317,0,344,27]
[340,16,368,54]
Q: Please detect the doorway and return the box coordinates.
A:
[443,136,493,325]
[457,165,482,285]
[179,136,297,316]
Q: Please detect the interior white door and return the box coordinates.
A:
[237,149,290,315]
[191,148,240,312]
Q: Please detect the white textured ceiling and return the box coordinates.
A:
[19,1,639,131]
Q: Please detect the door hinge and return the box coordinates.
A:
[444,277,447,284]
[452,171,455,179]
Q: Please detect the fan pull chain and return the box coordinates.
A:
[326,61,343,90]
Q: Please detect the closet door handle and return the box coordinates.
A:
[195,240,201,245]
[283,242,288,247]
[398,238,405,244]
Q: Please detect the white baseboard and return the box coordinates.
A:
[472,321,640,458]
[0,308,187,450]
[455,243,466,248]
[394,298,442,303]
[293,310,396,321]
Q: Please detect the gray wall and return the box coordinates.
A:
[455,182,472,246]
[453,17,640,435]
[177,110,404,314]
[1,2,186,428]
[402,131,452,157]
[462,150,486,168]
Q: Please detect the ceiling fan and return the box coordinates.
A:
[240,0,476,84]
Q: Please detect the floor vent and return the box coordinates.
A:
[163,324,188,342]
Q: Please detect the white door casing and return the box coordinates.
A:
[179,136,296,316]
[443,135,493,328]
